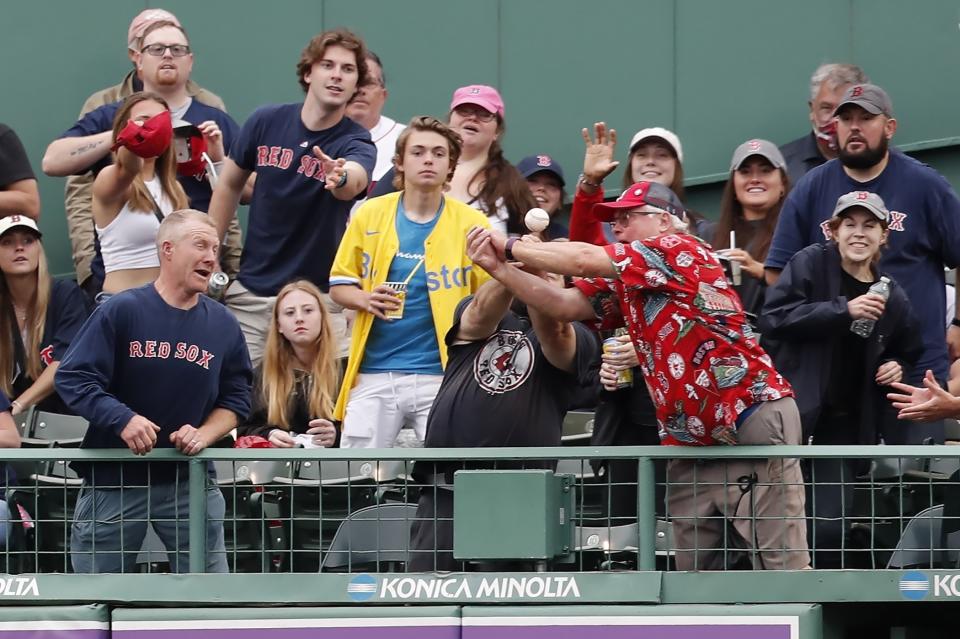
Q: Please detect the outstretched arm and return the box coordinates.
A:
[888,370,960,422]
[467,228,596,323]
[473,226,616,279]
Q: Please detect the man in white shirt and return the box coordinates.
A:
[346,51,405,196]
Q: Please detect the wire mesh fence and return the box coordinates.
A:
[0,446,958,574]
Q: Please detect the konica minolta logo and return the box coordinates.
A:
[896,572,960,599]
[899,572,930,600]
[347,574,377,602]
[346,574,581,602]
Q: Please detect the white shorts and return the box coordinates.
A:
[341,372,443,449]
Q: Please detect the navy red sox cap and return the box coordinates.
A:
[516,154,565,187]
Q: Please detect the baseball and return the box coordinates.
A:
[524,207,550,233]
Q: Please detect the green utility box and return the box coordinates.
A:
[453,470,574,561]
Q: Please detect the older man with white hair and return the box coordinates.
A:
[467,180,810,571]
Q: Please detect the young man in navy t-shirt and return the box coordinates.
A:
[208,28,377,365]
[765,84,960,443]
[56,210,252,574]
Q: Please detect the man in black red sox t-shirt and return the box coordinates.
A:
[408,269,599,572]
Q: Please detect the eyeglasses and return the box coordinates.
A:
[453,105,496,123]
[607,210,659,227]
[361,77,385,89]
[141,43,191,57]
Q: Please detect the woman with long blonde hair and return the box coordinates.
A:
[0,216,88,416]
[239,280,341,447]
[93,91,190,301]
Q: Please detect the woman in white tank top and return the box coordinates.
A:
[93,92,189,295]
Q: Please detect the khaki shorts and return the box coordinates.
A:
[666,397,810,571]
[224,279,350,366]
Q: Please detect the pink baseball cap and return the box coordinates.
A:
[127,9,181,50]
[450,85,505,119]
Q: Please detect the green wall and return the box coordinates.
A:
[3,0,960,277]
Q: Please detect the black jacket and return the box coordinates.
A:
[759,242,923,444]
[238,367,341,447]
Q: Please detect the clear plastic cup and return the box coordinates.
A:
[382,282,407,319]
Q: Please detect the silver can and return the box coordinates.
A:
[207,271,229,299]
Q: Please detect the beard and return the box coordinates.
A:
[838,135,888,170]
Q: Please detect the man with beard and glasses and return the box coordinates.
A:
[765,83,960,444]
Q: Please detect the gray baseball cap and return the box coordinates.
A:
[831,190,889,223]
[833,84,894,117]
[729,139,786,171]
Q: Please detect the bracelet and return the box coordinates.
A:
[952,317,960,329]
[505,237,520,262]
[578,173,602,189]
[335,168,349,189]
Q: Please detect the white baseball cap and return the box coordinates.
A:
[629,127,684,163]
[0,215,41,238]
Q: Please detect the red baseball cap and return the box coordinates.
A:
[592,181,686,223]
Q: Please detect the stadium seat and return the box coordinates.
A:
[320,502,418,572]
[270,460,378,572]
[886,505,959,569]
[562,411,594,438]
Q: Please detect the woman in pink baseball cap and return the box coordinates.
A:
[443,85,534,235]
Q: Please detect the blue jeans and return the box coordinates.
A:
[70,479,227,573]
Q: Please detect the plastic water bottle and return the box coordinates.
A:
[850,276,891,338]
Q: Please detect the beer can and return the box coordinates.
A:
[602,337,633,389]
[207,271,229,299]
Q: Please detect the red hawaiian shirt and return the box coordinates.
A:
[574,233,793,446]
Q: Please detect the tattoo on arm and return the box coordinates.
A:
[69,140,104,157]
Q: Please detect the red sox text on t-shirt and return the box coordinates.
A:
[128,340,215,369]
[256,146,328,182]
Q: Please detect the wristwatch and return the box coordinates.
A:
[505,237,520,262]
[951,317,960,328]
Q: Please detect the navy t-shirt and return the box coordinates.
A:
[229,103,376,296]
[61,99,239,212]
[766,151,960,380]
[11,278,90,414]
[55,284,252,484]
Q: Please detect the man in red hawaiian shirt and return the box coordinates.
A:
[466,181,810,570]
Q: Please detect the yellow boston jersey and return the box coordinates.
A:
[329,192,491,420]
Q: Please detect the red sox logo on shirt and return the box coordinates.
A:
[128,340,216,370]
[256,146,328,183]
[474,330,533,394]
[40,345,54,367]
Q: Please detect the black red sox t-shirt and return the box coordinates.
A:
[419,297,598,477]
